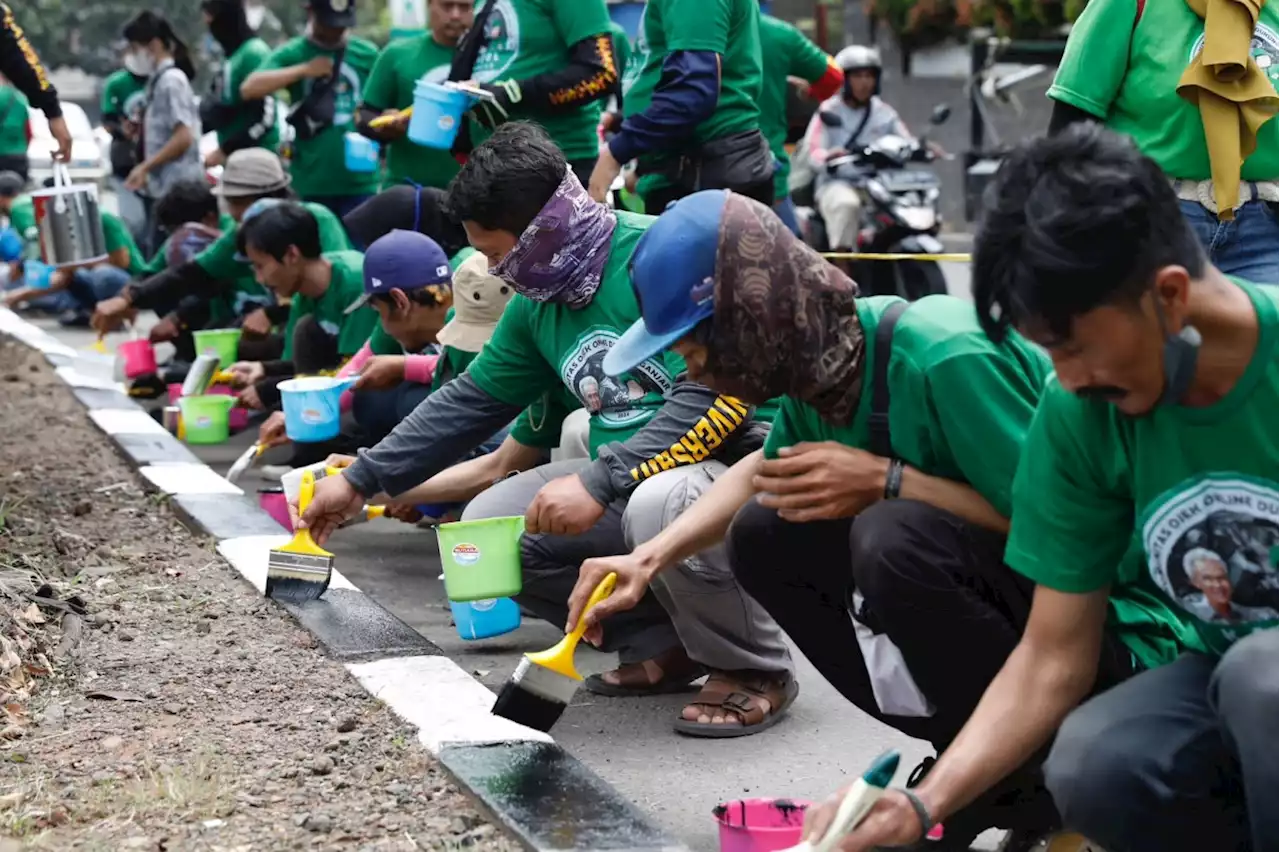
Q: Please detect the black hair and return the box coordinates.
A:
[343,186,469,257]
[370,288,448,309]
[236,203,322,261]
[0,171,23,197]
[972,124,1205,343]
[444,121,566,235]
[154,179,219,231]
[201,0,253,54]
[123,11,197,80]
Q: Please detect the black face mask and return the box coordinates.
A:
[205,0,252,54]
[1154,297,1202,407]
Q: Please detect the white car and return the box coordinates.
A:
[28,102,108,189]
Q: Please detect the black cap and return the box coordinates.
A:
[342,185,470,258]
[310,0,356,28]
[0,171,23,197]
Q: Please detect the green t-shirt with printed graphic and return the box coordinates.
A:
[626,0,764,199]
[1048,0,1279,181]
[763,295,1053,520]
[283,250,380,360]
[1006,279,1278,670]
[196,202,350,322]
[362,32,460,189]
[467,211,682,457]
[259,36,381,198]
[469,0,613,162]
[0,86,27,157]
[217,38,281,153]
[101,69,147,124]
[759,16,833,200]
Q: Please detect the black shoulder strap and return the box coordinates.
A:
[868,300,908,459]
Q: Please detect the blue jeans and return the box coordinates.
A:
[65,265,131,312]
[1179,199,1278,285]
[774,196,801,236]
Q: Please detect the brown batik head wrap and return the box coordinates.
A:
[703,193,867,426]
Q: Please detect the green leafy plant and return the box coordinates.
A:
[866,0,1085,47]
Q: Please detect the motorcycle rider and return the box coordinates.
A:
[805,45,911,253]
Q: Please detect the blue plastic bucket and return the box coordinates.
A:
[0,228,22,262]
[408,81,475,150]
[23,260,53,290]
[450,597,521,641]
[278,376,357,442]
[344,132,380,173]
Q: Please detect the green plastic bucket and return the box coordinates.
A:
[435,516,524,602]
[192,328,242,368]
[178,394,235,444]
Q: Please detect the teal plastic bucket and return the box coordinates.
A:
[408,81,475,150]
[279,376,357,442]
[192,328,242,369]
[450,597,521,640]
[23,260,53,289]
[344,132,380,173]
[435,516,524,602]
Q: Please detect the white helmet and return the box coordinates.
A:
[835,44,882,73]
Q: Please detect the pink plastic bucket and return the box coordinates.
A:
[170,383,247,430]
[258,489,292,530]
[715,799,811,852]
[118,339,157,379]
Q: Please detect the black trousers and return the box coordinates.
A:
[727,498,1137,834]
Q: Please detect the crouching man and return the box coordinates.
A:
[569,188,1067,846]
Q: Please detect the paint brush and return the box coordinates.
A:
[491,572,617,732]
[264,469,334,603]
[226,442,266,483]
[779,751,900,852]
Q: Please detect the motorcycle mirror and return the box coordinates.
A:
[818,110,843,128]
[929,104,952,125]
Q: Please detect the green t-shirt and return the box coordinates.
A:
[758,17,833,201]
[467,211,683,456]
[362,32,460,189]
[8,196,37,258]
[1006,280,1278,670]
[259,36,381,198]
[627,0,764,199]
[510,387,579,448]
[101,212,145,276]
[283,250,380,360]
[100,69,147,123]
[763,295,1053,519]
[1048,0,1279,182]
[217,37,281,152]
[608,21,631,96]
[0,86,28,157]
[195,202,350,321]
[469,0,613,162]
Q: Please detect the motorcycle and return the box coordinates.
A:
[800,103,952,301]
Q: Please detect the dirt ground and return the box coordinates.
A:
[0,335,521,851]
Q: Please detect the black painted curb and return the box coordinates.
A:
[16,327,691,852]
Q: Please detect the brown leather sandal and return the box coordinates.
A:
[673,670,798,739]
[583,646,707,697]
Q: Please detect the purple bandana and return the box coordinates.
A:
[492,168,617,309]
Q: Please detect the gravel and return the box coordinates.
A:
[0,336,520,851]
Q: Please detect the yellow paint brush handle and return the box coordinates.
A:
[298,469,315,514]
[369,107,412,129]
[525,572,616,681]
[366,505,386,520]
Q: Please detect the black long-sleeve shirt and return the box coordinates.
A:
[0,2,60,118]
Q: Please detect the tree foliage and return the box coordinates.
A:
[867,0,1084,47]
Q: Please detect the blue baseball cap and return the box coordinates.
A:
[232,197,286,262]
[345,229,452,314]
[603,190,728,377]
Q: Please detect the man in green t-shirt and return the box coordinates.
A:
[1046,0,1279,284]
[356,0,472,190]
[823,128,1278,852]
[299,123,791,720]
[240,0,380,219]
[230,201,378,411]
[590,0,771,213]
[100,53,149,243]
[199,0,279,166]
[580,191,1059,797]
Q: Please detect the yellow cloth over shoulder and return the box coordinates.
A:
[1178,0,1279,220]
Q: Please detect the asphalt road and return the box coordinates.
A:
[27,214,990,851]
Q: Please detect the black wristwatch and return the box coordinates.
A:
[883,458,905,500]
[898,787,936,835]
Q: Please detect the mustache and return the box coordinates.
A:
[1075,385,1128,401]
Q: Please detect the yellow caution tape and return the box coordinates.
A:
[820,252,971,262]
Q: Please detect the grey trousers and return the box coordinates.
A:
[462,459,792,674]
[1045,628,1278,852]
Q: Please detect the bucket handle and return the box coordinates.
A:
[51,163,84,217]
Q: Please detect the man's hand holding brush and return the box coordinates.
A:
[292,473,364,545]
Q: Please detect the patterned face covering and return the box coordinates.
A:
[491,168,617,310]
[706,193,868,426]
